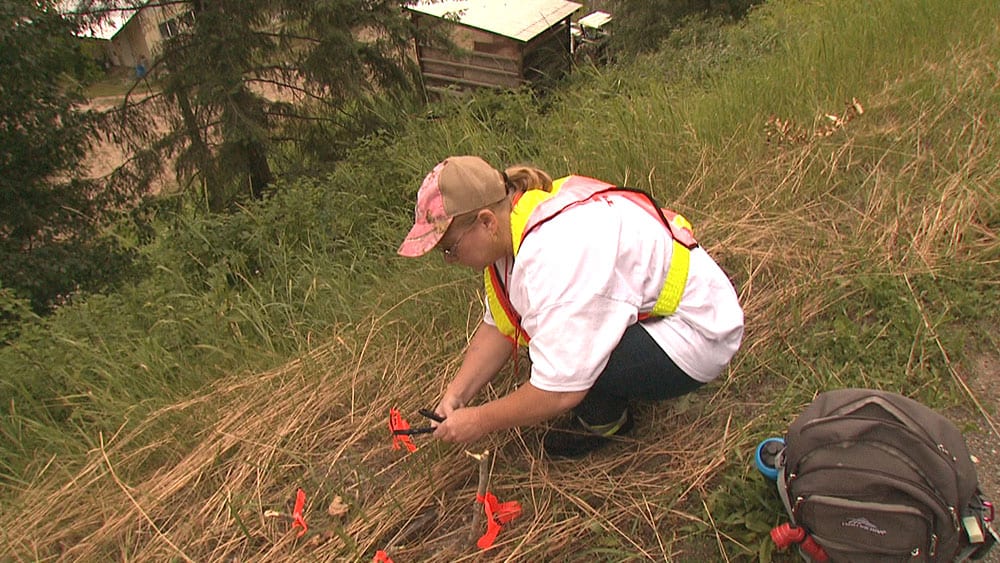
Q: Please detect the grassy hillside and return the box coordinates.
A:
[2,0,998,560]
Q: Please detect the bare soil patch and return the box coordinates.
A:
[955,344,1000,562]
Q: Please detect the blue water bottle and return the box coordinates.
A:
[755,437,785,481]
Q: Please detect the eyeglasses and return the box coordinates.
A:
[441,221,475,258]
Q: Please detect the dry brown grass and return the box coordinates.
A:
[0,307,759,561]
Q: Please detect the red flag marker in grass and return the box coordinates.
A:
[388,408,419,452]
[476,491,522,549]
[291,488,308,537]
[389,407,444,451]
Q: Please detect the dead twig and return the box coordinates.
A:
[466,449,492,546]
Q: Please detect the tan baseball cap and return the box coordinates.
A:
[397,156,507,257]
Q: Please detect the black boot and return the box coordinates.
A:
[543,410,634,459]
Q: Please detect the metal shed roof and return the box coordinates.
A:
[578,10,612,29]
[408,0,582,42]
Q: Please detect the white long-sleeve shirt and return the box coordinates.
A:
[483,191,744,392]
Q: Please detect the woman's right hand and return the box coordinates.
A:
[434,394,465,421]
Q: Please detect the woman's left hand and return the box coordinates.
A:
[433,406,487,444]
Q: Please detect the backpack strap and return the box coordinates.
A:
[775,449,796,524]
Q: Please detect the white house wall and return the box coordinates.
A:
[108,4,188,69]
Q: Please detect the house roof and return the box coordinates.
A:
[59,1,135,40]
[78,10,132,40]
[408,0,582,42]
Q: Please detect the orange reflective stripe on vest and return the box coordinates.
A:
[485,263,530,347]
[484,176,698,346]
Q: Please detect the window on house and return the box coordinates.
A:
[158,11,194,39]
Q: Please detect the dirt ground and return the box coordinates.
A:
[955,346,1000,562]
[80,79,301,194]
[80,91,178,194]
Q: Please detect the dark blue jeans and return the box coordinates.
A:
[573,322,704,426]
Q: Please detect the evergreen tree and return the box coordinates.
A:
[0,0,131,312]
[78,0,423,212]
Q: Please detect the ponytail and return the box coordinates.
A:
[503,166,553,194]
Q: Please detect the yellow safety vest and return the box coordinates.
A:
[485,175,698,347]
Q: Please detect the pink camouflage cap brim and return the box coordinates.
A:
[397,160,452,257]
[397,156,507,257]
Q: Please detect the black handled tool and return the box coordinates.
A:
[392,426,435,436]
[392,409,446,435]
[418,408,445,423]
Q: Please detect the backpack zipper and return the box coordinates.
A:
[795,439,951,509]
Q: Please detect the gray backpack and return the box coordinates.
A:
[773,388,997,562]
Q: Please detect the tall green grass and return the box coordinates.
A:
[0,0,997,560]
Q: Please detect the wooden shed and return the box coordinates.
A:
[407,0,583,95]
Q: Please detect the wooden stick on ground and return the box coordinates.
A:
[465,449,492,545]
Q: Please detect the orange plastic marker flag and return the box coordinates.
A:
[388,408,418,453]
[291,488,308,538]
[475,492,522,549]
[373,550,395,562]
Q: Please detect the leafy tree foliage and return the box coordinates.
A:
[76,0,424,212]
[0,0,135,313]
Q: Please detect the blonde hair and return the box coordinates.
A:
[503,166,553,194]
